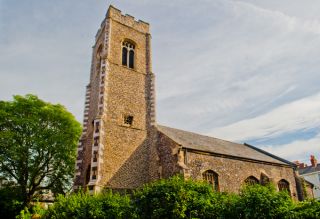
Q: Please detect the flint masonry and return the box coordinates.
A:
[74,5,301,199]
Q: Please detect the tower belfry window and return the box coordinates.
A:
[122,41,135,69]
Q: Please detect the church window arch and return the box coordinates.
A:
[278,179,290,194]
[203,170,219,192]
[122,41,135,69]
[260,173,270,186]
[244,176,259,186]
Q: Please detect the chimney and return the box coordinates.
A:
[299,163,306,168]
[310,155,317,167]
[293,160,307,169]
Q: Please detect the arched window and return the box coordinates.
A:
[122,47,128,66]
[278,179,290,194]
[129,50,134,68]
[122,41,135,69]
[203,170,219,191]
[260,173,270,186]
[244,176,259,186]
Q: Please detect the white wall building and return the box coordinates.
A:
[298,155,320,199]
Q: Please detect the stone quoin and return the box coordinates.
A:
[74,5,304,200]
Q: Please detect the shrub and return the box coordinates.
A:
[133,175,223,219]
[44,190,132,219]
[8,177,320,219]
[237,184,294,219]
[290,199,320,219]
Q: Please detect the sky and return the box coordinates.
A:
[1,0,320,163]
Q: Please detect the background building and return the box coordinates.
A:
[297,155,320,199]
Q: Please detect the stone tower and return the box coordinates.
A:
[74,5,157,192]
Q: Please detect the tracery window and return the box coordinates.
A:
[278,179,290,194]
[122,41,135,69]
[203,170,219,192]
[244,176,259,186]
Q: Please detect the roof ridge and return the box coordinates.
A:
[157,124,243,146]
[243,143,296,167]
[156,124,289,166]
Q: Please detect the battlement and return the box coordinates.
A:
[107,5,149,33]
[95,5,149,41]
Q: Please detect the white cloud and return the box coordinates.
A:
[261,134,320,162]
[156,0,320,133]
[210,92,320,141]
[1,0,320,162]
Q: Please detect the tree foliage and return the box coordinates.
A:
[0,94,81,205]
[44,190,133,219]
[0,186,24,219]
[237,184,294,219]
[24,176,320,219]
[133,175,238,219]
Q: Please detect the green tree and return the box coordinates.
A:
[0,186,24,219]
[290,199,320,219]
[0,94,81,206]
[237,184,294,219]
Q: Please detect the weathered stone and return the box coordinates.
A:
[74,5,300,200]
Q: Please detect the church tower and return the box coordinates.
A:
[74,6,157,192]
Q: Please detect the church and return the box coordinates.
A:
[74,5,301,199]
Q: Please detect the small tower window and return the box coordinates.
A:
[93,136,99,146]
[92,166,97,180]
[122,41,135,69]
[93,150,98,162]
[203,170,219,192]
[124,115,134,125]
[95,121,100,133]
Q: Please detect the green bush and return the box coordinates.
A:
[5,176,320,218]
[290,199,320,219]
[133,175,234,219]
[237,184,294,219]
[0,186,24,219]
[44,190,133,219]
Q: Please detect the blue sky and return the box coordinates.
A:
[1,0,320,163]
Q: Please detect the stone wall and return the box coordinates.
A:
[186,151,298,198]
[74,6,299,199]
[156,131,182,179]
[95,6,154,189]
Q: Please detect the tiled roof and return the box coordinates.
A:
[299,164,320,175]
[157,125,292,166]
